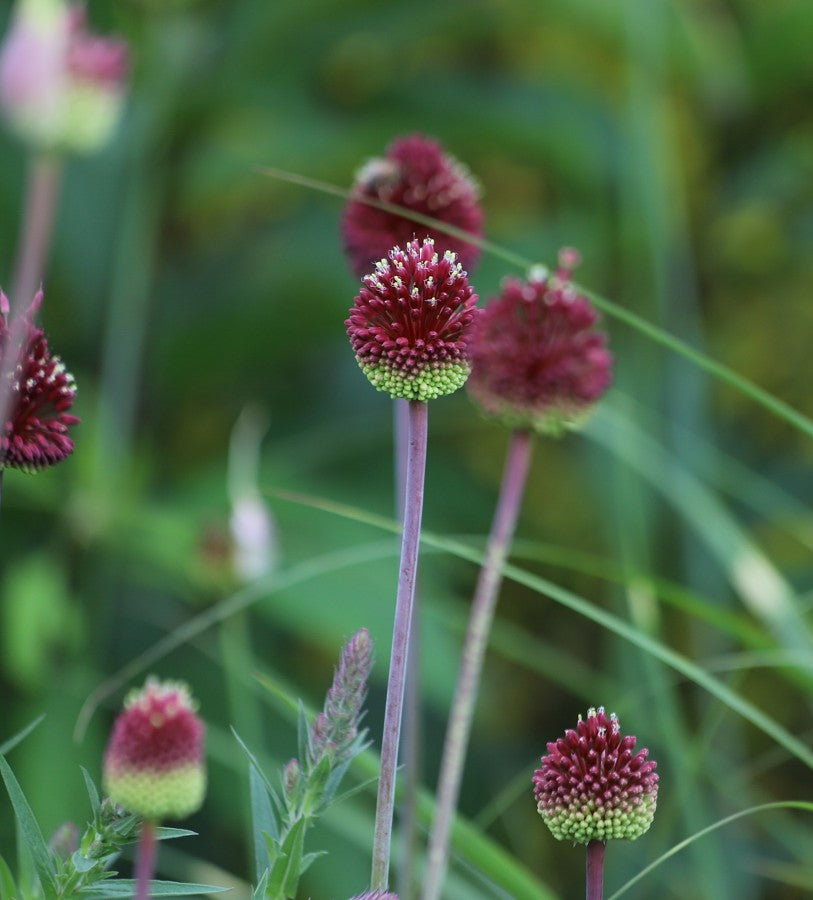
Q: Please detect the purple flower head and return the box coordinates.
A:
[533,706,658,844]
[0,290,78,472]
[0,0,128,153]
[348,893,398,900]
[342,133,484,278]
[467,249,612,435]
[346,237,479,402]
[103,678,206,822]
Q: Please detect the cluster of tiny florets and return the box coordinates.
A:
[0,290,79,472]
[346,237,479,402]
[103,677,206,821]
[342,133,483,278]
[348,892,399,900]
[467,250,612,435]
[533,706,658,844]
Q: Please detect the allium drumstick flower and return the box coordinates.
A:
[0,289,78,473]
[342,133,484,278]
[533,706,659,844]
[0,0,129,154]
[349,893,399,900]
[346,237,479,402]
[467,249,613,435]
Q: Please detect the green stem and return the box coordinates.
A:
[371,400,429,891]
[422,429,533,900]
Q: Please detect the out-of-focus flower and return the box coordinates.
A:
[533,706,658,844]
[103,678,206,822]
[348,892,399,899]
[342,133,484,278]
[0,0,128,153]
[467,249,612,435]
[0,289,78,472]
[346,237,479,402]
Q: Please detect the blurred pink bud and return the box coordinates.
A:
[0,0,128,153]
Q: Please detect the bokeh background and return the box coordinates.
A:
[1,0,813,897]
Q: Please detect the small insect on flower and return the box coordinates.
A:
[0,290,79,472]
[346,237,479,402]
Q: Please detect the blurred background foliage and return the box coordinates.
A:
[1,0,813,897]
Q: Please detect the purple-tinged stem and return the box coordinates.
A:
[422,428,534,900]
[12,154,62,308]
[371,399,429,892]
[135,820,157,900]
[586,840,605,900]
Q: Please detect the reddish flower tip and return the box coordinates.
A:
[0,290,79,473]
[348,893,399,900]
[342,133,484,278]
[103,677,206,821]
[466,254,612,435]
[533,706,659,844]
[346,237,479,401]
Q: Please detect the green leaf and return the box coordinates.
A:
[0,715,45,756]
[0,754,57,898]
[155,828,198,841]
[78,879,229,896]
[296,701,310,768]
[80,766,100,816]
[0,855,18,900]
[250,762,278,880]
[266,817,307,900]
[252,869,269,900]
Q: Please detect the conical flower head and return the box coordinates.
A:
[533,706,658,844]
[346,237,478,402]
[467,250,612,436]
[342,133,484,278]
[103,678,206,822]
[0,290,78,472]
[348,893,398,899]
[0,0,128,153]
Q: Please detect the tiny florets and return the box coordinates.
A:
[103,677,206,822]
[0,290,79,472]
[467,249,612,435]
[346,238,479,402]
[532,706,658,845]
[342,133,484,278]
[348,893,399,900]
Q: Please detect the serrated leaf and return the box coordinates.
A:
[0,715,45,756]
[0,855,18,900]
[80,766,101,816]
[78,879,229,896]
[250,763,278,880]
[0,754,57,898]
[266,817,307,899]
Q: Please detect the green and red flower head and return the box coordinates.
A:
[342,133,484,278]
[467,249,612,436]
[533,706,658,844]
[103,678,206,822]
[0,290,78,472]
[346,237,478,402]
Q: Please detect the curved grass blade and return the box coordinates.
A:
[258,165,813,441]
[78,879,229,896]
[607,801,813,899]
[0,715,45,756]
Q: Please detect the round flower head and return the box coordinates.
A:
[0,290,78,472]
[533,706,658,844]
[103,678,206,821]
[346,237,478,402]
[467,249,612,436]
[342,133,484,278]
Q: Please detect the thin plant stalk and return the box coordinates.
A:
[422,428,534,900]
[586,840,605,900]
[135,820,157,900]
[371,399,429,891]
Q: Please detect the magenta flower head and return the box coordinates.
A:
[346,237,479,402]
[348,893,398,900]
[467,249,612,436]
[103,678,206,822]
[342,133,484,278]
[533,706,658,844]
[0,0,128,153]
[0,289,78,472]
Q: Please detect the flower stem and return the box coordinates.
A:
[586,840,605,900]
[135,820,157,900]
[422,428,533,900]
[371,399,429,891]
[12,154,62,307]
